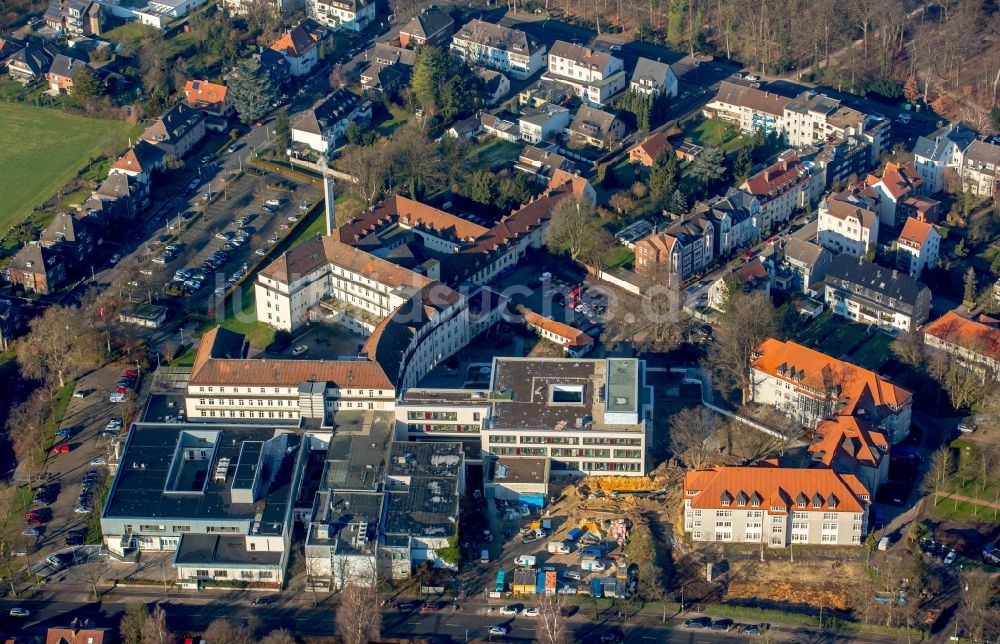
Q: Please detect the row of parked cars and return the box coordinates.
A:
[109,369,139,403]
[684,617,768,634]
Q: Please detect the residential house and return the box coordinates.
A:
[8,241,66,295]
[770,237,831,296]
[480,112,520,143]
[518,102,570,144]
[39,212,94,268]
[360,63,405,94]
[568,105,625,150]
[369,42,417,68]
[450,20,546,80]
[109,140,165,183]
[6,40,59,83]
[144,0,208,19]
[707,257,769,311]
[924,311,1000,377]
[515,144,576,184]
[139,102,206,160]
[547,169,596,205]
[519,307,594,357]
[740,153,816,231]
[683,466,869,546]
[817,189,879,258]
[962,140,1000,199]
[477,69,510,105]
[628,132,671,167]
[45,618,113,644]
[270,25,319,77]
[0,36,24,68]
[290,89,371,155]
[95,171,151,217]
[913,122,976,194]
[704,80,790,134]
[307,0,375,32]
[445,115,482,141]
[0,299,21,352]
[807,133,877,191]
[823,254,931,333]
[258,48,291,87]
[865,161,928,230]
[751,337,913,441]
[697,187,760,256]
[45,53,91,94]
[182,79,233,131]
[895,217,939,278]
[544,40,626,107]
[399,6,454,46]
[629,57,677,98]
[44,0,103,37]
[518,78,574,108]
[809,417,889,495]
[223,0,288,14]
[634,215,715,288]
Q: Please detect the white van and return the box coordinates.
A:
[878,536,891,551]
[547,541,570,554]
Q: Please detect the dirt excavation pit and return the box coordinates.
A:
[723,558,863,611]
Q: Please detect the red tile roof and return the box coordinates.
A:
[809,416,887,469]
[183,79,228,109]
[521,308,594,347]
[898,217,935,248]
[741,154,811,201]
[752,338,911,415]
[270,25,316,57]
[684,466,869,513]
[923,311,1000,362]
[877,161,923,200]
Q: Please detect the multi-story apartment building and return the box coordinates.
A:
[865,161,928,230]
[895,217,940,279]
[769,237,831,296]
[399,6,454,46]
[185,327,396,422]
[450,20,546,80]
[809,416,889,495]
[740,153,817,231]
[782,91,889,166]
[518,102,570,144]
[824,254,931,333]
[139,102,206,160]
[705,81,790,134]
[962,140,1000,199]
[817,189,879,258]
[634,215,715,287]
[696,187,760,257]
[543,41,627,107]
[100,423,308,585]
[307,0,375,32]
[683,467,869,547]
[290,89,371,155]
[395,389,492,441]
[923,311,1000,377]
[482,357,653,476]
[913,122,976,195]
[751,338,913,442]
[269,25,318,77]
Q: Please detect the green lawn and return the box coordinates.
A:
[470,138,522,171]
[102,22,158,48]
[0,104,135,235]
[604,247,634,269]
[679,117,746,152]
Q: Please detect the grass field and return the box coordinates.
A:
[0,104,135,235]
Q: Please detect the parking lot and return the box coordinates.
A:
[15,365,143,566]
[147,169,319,311]
[266,322,367,360]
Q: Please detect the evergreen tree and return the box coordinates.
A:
[71,66,102,101]
[466,170,495,205]
[497,173,532,210]
[274,108,291,153]
[410,47,481,119]
[733,145,753,180]
[688,146,729,190]
[229,58,277,124]
[667,188,687,214]
[964,267,978,305]
[648,147,679,211]
[411,47,449,110]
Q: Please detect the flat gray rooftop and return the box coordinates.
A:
[491,457,549,485]
[387,441,464,479]
[174,534,282,568]
[322,411,394,492]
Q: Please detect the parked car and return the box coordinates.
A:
[65,532,84,546]
[944,549,958,565]
[51,443,71,454]
[488,626,509,636]
[109,253,121,264]
[9,608,29,618]
[251,596,276,606]
[684,617,711,629]
[90,457,108,467]
[710,619,734,631]
[72,389,89,399]
[22,527,41,537]
[499,605,520,616]
[291,345,309,356]
[419,602,441,613]
[523,607,539,617]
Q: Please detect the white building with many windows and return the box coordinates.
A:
[543,41,627,107]
[306,0,375,31]
[817,189,880,258]
[683,467,870,547]
[450,19,546,80]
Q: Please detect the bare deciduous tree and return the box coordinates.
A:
[120,603,148,644]
[704,290,778,404]
[340,143,388,207]
[0,484,20,597]
[7,392,51,485]
[536,592,570,644]
[921,447,954,506]
[16,303,101,388]
[668,407,722,469]
[334,571,381,644]
[203,617,254,644]
[140,605,174,644]
[259,629,297,644]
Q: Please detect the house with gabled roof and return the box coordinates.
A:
[913,122,976,194]
[515,144,576,184]
[519,307,594,357]
[630,57,677,98]
[182,79,233,130]
[45,53,92,94]
[400,5,454,46]
[696,187,760,256]
[824,254,931,333]
[6,39,59,83]
[544,40,626,107]
[109,140,165,183]
[751,338,913,442]
[705,80,790,134]
[707,257,769,311]
[923,311,1000,377]
[962,140,1000,199]
[139,102,205,160]
[307,0,375,33]
[895,217,939,278]
[568,105,625,150]
[683,466,869,546]
[450,19,546,80]
[769,237,831,296]
[0,36,25,68]
[290,88,371,155]
[628,132,671,167]
[634,215,715,287]
[809,416,889,494]
[865,161,931,230]
[44,0,103,37]
[39,212,94,267]
[8,241,66,295]
[270,25,318,76]
[740,152,817,231]
[817,189,879,258]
